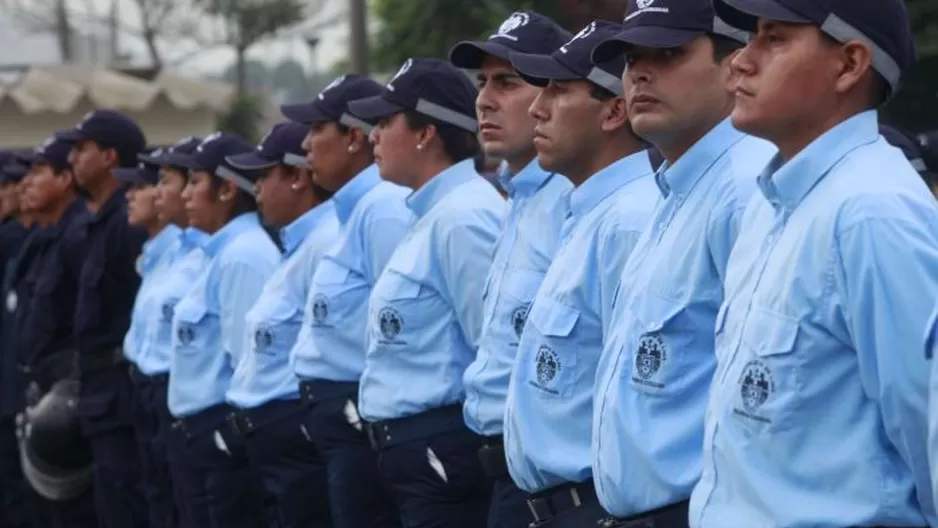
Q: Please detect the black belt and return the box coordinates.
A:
[76,347,125,373]
[170,403,230,441]
[298,379,358,406]
[527,479,597,524]
[477,435,509,478]
[226,399,305,437]
[364,404,465,451]
[598,500,689,528]
[128,364,168,386]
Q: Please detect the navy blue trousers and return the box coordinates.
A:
[488,476,532,528]
[130,374,178,528]
[303,396,400,528]
[378,427,493,528]
[77,366,147,528]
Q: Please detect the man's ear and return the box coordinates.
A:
[600,95,631,133]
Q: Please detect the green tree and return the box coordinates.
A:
[216,93,265,142]
[882,0,938,131]
[194,0,305,94]
[371,0,561,71]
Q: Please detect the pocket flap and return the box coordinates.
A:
[636,295,684,332]
[743,307,798,357]
[314,258,352,285]
[174,298,208,324]
[529,298,579,337]
[383,270,423,300]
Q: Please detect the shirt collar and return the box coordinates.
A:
[655,117,744,199]
[143,224,181,259]
[498,158,554,198]
[758,111,878,211]
[182,227,208,249]
[332,164,381,225]
[569,149,653,219]
[280,201,336,256]
[201,212,258,258]
[406,158,478,219]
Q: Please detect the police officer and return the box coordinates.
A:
[15,133,97,526]
[222,122,338,527]
[881,125,934,194]
[500,21,657,528]
[584,1,774,526]
[58,109,149,527]
[0,154,33,528]
[349,58,504,527]
[281,74,409,528]
[114,150,186,528]
[448,10,573,527]
[691,0,938,526]
[166,132,277,527]
[131,136,206,528]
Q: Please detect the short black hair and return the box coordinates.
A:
[403,110,480,164]
[590,84,617,101]
[710,34,745,62]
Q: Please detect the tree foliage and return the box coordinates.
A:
[216,93,265,142]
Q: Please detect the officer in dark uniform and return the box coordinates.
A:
[15,133,97,527]
[59,109,149,527]
[0,154,33,528]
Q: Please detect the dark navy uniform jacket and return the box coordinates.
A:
[0,220,37,417]
[18,199,88,379]
[73,188,147,357]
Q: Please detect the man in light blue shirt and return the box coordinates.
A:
[690,1,938,526]
[502,21,659,528]
[349,58,504,527]
[587,2,774,526]
[166,132,280,528]
[220,122,340,528]
[281,74,409,528]
[449,11,573,527]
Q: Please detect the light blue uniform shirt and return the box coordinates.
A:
[358,159,504,422]
[463,160,572,436]
[292,165,413,382]
[504,150,658,493]
[690,111,938,528]
[928,310,938,511]
[123,224,182,366]
[131,227,208,376]
[593,119,775,516]
[168,213,279,417]
[227,203,340,408]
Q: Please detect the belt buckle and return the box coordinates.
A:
[568,487,582,508]
[226,412,243,436]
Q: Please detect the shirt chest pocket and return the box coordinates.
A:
[310,259,361,328]
[253,301,302,356]
[156,298,181,343]
[499,270,544,344]
[525,298,580,400]
[627,296,688,396]
[730,308,802,436]
[173,300,218,355]
[371,270,427,345]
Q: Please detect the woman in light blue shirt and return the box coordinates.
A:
[165,132,280,528]
[222,122,340,528]
[349,57,504,528]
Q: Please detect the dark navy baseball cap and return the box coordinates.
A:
[173,132,258,195]
[510,20,627,95]
[880,125,926,173]
[449,11,573,69]
[226,122,309,171]
[348,58,479,133]
[0,152,27,183]
[17,133,74,173]
[56,109,147,167]
[113,149,161,186]
[592,0,750,63]
[281,74,383,132]
[139,136,202,168]
[712,0,916,93]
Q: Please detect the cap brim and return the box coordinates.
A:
[347,95,405,122]
[281,101,332,124]
[713,0,809,33]
[225,152,278,171]
[449,40,514,69]
[113,168,153,186]
[165,152,203,171]
[509,52,580,87]
[592,27,706,62]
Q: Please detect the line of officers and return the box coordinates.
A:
[3,0,938,527]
